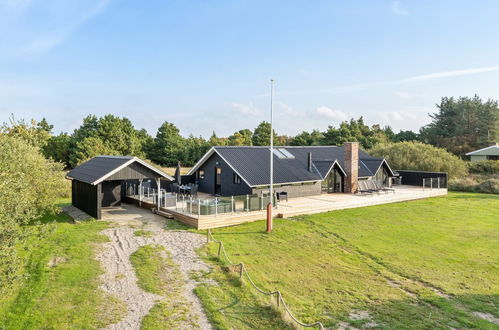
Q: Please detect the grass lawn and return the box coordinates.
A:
[0,199,125,329]
[197,192,499,329]
[130,244,198,329]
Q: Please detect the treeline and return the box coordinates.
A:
[2,95,497,168]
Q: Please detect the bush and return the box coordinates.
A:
[467,160,499,175]
[370,141,468,180]
[0,135,67,294]
[448,175,499,194]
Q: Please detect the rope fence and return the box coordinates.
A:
[206,229,325,329]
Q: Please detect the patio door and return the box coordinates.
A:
[214,167,222,195]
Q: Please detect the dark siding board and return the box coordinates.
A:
[396,170,448,187]
[196,153,252,196]
[106,162,163,181]
[72,180,100,219]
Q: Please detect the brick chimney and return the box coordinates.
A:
[344,142,359,193]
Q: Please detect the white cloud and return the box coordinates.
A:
[230,102,262,116]
[391,1,408,16]
[315,106,348,122]
[400,66,499,83]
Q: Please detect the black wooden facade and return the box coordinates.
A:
[69,156,171,219]
[195,153,253,196]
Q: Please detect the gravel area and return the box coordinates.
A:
[96,205,212,330]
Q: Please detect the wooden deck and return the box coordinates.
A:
[158,185,448,229]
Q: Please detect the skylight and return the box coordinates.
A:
[271,148,295,159]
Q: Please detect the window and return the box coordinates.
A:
[234,173,241,184]
[198,169,205,180]
[271,148,295,159]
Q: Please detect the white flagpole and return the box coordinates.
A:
[270,79,274,207]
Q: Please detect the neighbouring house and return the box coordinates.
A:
[66,156,173,219]
[186,142,396,198]
[465,144,499,162]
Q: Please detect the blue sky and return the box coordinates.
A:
[1,0,499,138]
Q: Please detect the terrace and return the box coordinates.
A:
[124,183,448,229]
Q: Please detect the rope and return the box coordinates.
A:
[207,229,325,329]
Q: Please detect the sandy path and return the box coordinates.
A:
[96,206,212,330]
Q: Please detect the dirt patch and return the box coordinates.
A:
[47,256,67,268]
[96,207,212,330]
[471,312,499,325]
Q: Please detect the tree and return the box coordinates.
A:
[322,117,391,149]
[183,135,210,166]
[72,136,120,165]
[252,121,278,146]
[419,95,499,156]
[1,116,52,149]
[0,135,66,293]
[68,114,147,167]
[290,130,325,146]
[208,131,228,146]
[394,130,419,142]
[44,133,72,167]
[370,141,467,180]
[148,121,185,166]
[228,129,253,146]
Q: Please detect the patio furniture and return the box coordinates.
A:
[189,184,198,198]
[373,181,395,194]
[367,180,388,194]
[276,191,288,202]
[358,180,377,196]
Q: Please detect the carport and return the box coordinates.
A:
[66,156,173,219]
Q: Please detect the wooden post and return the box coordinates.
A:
[266,202,272,232]
[246,194,249,212]
[231,196,234,214]
[215,198,218,217]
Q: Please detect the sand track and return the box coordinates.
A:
[95,205,212,330]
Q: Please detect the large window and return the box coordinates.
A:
[198,169,205,180]
[234,173,241,184]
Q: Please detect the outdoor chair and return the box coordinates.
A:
[358,180,377,196]
[367,180,388,194]
[276,191,288,202]
[190,184,198,199]
[373,181,395,194]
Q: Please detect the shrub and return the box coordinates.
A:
[448,175,499,194]
[0,135,67,294]
[467,160,499,175]
[370,141,468,180]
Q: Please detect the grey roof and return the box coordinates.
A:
[189,146,391,186]
[67,155,172,185]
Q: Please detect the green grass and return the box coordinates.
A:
[134,229,154,237]
[130,245,198,329]
[0,199,125,329]
[197,192,499,329]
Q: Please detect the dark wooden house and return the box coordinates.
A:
[66,156,173,219]
[186,143,396,198]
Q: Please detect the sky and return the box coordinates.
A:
[1,0,499,138]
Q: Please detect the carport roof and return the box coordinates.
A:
[67,156,173,185]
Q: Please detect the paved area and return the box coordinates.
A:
[98,204,212,330]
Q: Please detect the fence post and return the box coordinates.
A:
[422,178,425,191]
[430,178,433,190]
[182,195,185,212]
[239,263,243,278]
[217,242,222,258]
[189,197,192,214]
[231,196,234,214]
[260,194,263,210]
[246,194,249,212]
[206,229,209,243]
[175,194,178,211]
